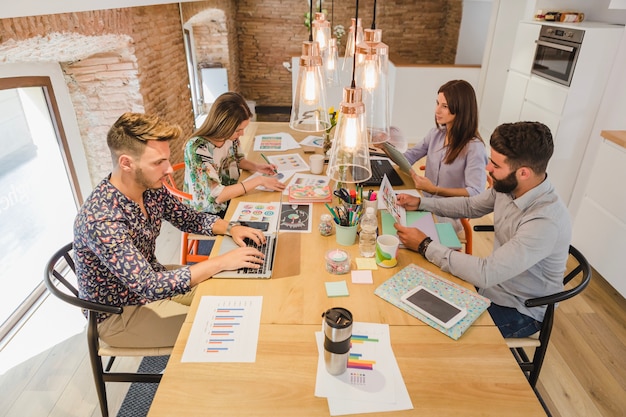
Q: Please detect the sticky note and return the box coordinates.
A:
[355,257,378,270]
[351,270,373,284]
[325,280,349,297]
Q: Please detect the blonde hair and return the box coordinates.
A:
[191,92,252,140]
[107,112,182,161]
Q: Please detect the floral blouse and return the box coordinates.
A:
[183,136,245,214]
[73,176,219,323]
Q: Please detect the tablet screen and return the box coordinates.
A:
[404,288,463,323]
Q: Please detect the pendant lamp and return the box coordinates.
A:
[325,37,341,86]
[327,0,371,184]
[312,12,330,54]
[290,0,330,132]
[356,28,390,144]
[341,17,363,73]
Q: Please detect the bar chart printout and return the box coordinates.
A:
[182,296,262,363]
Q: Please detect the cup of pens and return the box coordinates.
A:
[325,202,361,246]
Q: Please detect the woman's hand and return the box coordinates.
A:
[213,246,265,271]
[410,170,436,194]
[257,163,278,176]
[229,224,266,247]
[258,176,286,192]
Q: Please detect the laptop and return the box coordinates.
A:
[358,158,404,187]
[212,200,282,279]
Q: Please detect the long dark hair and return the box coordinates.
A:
[436,80,482,164]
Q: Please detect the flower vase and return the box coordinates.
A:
[323,130,333,156]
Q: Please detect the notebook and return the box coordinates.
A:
[213,200,282,279]
[358,158,404,187]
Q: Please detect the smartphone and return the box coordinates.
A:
[239,221,269,231]
[400,286,467,329]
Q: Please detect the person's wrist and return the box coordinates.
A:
[417,237,432,257]
[225,221,241,236]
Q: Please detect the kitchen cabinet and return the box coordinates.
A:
[499,20,623,205]
[572,132,626,298]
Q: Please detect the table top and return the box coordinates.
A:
[148,122,545,416]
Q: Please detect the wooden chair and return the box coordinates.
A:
[162,162,211,264]
[44,243,172,417]
[505,244,591,388]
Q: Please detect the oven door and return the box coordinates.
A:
[531,37,581,86]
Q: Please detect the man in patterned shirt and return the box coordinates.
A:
[74,112,267,348]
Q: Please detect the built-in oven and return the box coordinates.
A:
[531,25,585,87]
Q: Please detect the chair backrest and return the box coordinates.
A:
[44,242,122,317]
[163,162,192,201]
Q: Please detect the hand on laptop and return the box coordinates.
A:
[215,246,266,271]
[230,224,267,247]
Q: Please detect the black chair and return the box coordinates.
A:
[506,244,591,387]
[44,243,172,417]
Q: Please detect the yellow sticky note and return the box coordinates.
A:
[355,257,378,270]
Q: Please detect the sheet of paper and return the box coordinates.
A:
[378,189,420,210]
[300,134,324,148]
[325,280,349,297]
[182,296,262,363]
[314,322,413,415]
[279,203,312,232]
[351,270,374,284]
[282,173,330,195]
[229,201,281,232]
[265,153,310,173]
[379,174,406,226]
[247,171,294,192]
[253,132,300,151]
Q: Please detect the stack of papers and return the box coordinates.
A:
[315,322,413,415]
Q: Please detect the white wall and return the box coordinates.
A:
[456,0,494,65]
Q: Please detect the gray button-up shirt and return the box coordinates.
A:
[419,177,571,321]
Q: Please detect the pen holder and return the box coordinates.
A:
[335,224,357,246]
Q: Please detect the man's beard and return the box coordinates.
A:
[135,167,162,190]
[491,170,518,194]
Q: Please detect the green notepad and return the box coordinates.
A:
[380,211,461,250]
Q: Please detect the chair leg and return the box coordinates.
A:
[88,330,109,417]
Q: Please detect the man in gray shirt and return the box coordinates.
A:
[395,121,571,338]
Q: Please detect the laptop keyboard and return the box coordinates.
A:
[360,159,404,186]
[239,235,274,274]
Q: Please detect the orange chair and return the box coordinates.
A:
[162,162,211,264]
[417,164,473,254]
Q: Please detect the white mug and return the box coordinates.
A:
[309,154,325,175]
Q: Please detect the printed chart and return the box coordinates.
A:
[182,296,262,363]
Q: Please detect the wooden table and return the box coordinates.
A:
[148,122,546,416]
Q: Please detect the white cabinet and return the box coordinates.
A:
[499,21,624,205]
[572,137,626,298]
[498,71,528,123]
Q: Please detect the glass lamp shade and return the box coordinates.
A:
[290,41,331,132]
[325,37,341,86]
[341,18,363,73]
[355,29,390,145]
[326,87,372,184]
[312,12,331,53]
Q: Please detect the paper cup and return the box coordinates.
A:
[309,154,325,175]
[362,198,377,213]
[375,235,399,268]
[335,224,358,246]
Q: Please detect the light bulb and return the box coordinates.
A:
[303,69,317,104]
[363,59,378,89]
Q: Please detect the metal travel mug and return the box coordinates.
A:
[322,307,353,375]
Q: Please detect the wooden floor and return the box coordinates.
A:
[1,219,625,417]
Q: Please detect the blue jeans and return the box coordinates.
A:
[488,303,542,338]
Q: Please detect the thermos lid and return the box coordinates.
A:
[322,307,353,329]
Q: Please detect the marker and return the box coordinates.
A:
[260,153,278,174]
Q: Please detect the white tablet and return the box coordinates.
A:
[400,286,467,329]
[382,142,414,174]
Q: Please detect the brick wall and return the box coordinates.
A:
[0,0,461,183]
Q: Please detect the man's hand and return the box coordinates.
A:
[396,193,421,211]
[394,223,427,252]
[229,225,266,247]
